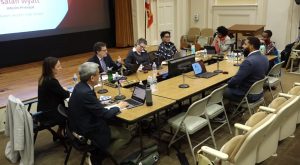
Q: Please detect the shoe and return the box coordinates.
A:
[212,115,226,123]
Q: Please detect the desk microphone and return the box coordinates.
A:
[178,65,190,88]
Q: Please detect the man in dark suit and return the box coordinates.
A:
[68,62,130,164]
[224,36,269,103]
[88,42,122,73]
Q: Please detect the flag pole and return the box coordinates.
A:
[144,1,147,40]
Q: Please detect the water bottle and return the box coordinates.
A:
[145,85,153,106]
[72,73,78,85]
[107,68,113,82]
[191,44,196,55]
[204,49,207,58]
[147,76,153,86]
[259,44,266,55]
[138,64,143,71]
[152,62,157,76]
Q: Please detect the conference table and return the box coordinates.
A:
[228,24,265,49]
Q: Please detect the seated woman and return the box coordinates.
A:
[37,57,70,138]
[125,38,151,71]
[156,31,178,60]
[211,26,231,54]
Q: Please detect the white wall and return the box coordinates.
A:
[131,0,299,50]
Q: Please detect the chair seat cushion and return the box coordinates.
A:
[267,76,279,86]
[168,112,208,134]
[206,104,223,119]
[245,112,268,127]
[220,135,246,162]
[288,86,300,96]
[268,97,287,109]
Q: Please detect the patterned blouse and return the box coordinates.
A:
[156,42,178,60]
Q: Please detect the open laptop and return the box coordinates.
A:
[124,85,146,109]
[192,62,218,78]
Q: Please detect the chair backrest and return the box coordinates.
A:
[187,27,201,42]
[267,61,284,77]
[182,95,210,121]
[58,104,68,118]
[246,77,267,95]
[207,84,227,105]
[233,113,277,164]
[200,28,214,37]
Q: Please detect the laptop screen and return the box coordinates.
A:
[132,86,146,102]
[192,63,203,75]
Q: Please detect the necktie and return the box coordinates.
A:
[100,58,107,72]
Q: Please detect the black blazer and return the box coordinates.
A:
[37,77,70,122]
[87,54,121,73]
[228,50,269,96]
[68,82,120,149]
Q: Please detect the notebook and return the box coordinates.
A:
[192,62,218,78]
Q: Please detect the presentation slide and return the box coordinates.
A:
[0,0,110,41]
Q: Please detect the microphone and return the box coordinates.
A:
[178,65,190,88]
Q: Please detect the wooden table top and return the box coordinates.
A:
[94,86,175,123]
[228,24,265,33]
[152,55,277,101]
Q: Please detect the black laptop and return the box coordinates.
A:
[192,62,218,78]
[124,85,146,109]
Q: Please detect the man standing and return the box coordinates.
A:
[68,62,131,164]
[224,37,269,103]
[88,42,122,73]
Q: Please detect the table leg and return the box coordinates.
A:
[235,33,238,49]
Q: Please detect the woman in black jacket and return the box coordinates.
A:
[37,57,70,137]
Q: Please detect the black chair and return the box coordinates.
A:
[24,99,68,151]
[58,104,118,165]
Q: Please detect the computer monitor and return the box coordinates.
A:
[167,55,195,78]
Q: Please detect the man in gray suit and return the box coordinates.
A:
[224,36,269,103]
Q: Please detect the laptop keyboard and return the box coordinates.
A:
[126,99,141,106]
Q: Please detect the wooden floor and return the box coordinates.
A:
[0,47,131,108]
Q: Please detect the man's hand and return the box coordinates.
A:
[117,101,129,110]
[117,56,122,64]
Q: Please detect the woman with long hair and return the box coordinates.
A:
[37,57,70,138]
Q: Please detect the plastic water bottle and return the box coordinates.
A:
[260,44,266,55]
[72,73,78,85]
[204,49,208,58]
[147,76,153,86]
[138,64,143,71]
[191,44,196,55]
[152,62,157,76]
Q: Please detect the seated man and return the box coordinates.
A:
[224,37,269,103]
[88,42,122,73]
[68,62,131,164]
[125,38,151,71]
[156,31,178,60]
[261,30,280,65]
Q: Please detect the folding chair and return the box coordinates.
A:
[265,61,284,98]
[168,95,217,164]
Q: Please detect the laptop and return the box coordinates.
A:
[204,46,217,54]
[123,64,140,76]
[124,85,146,109]
[192,62,218,78]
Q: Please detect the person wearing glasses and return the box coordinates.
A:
[156,31,178,60]
[212,26,231,54]
[125,38,151,71]
[88,42,122,74]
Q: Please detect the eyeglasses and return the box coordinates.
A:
[164,35,171,38]
[101,49,108,52]
[139,45,146,49]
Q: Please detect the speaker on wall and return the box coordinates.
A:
[296,0,300,5]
